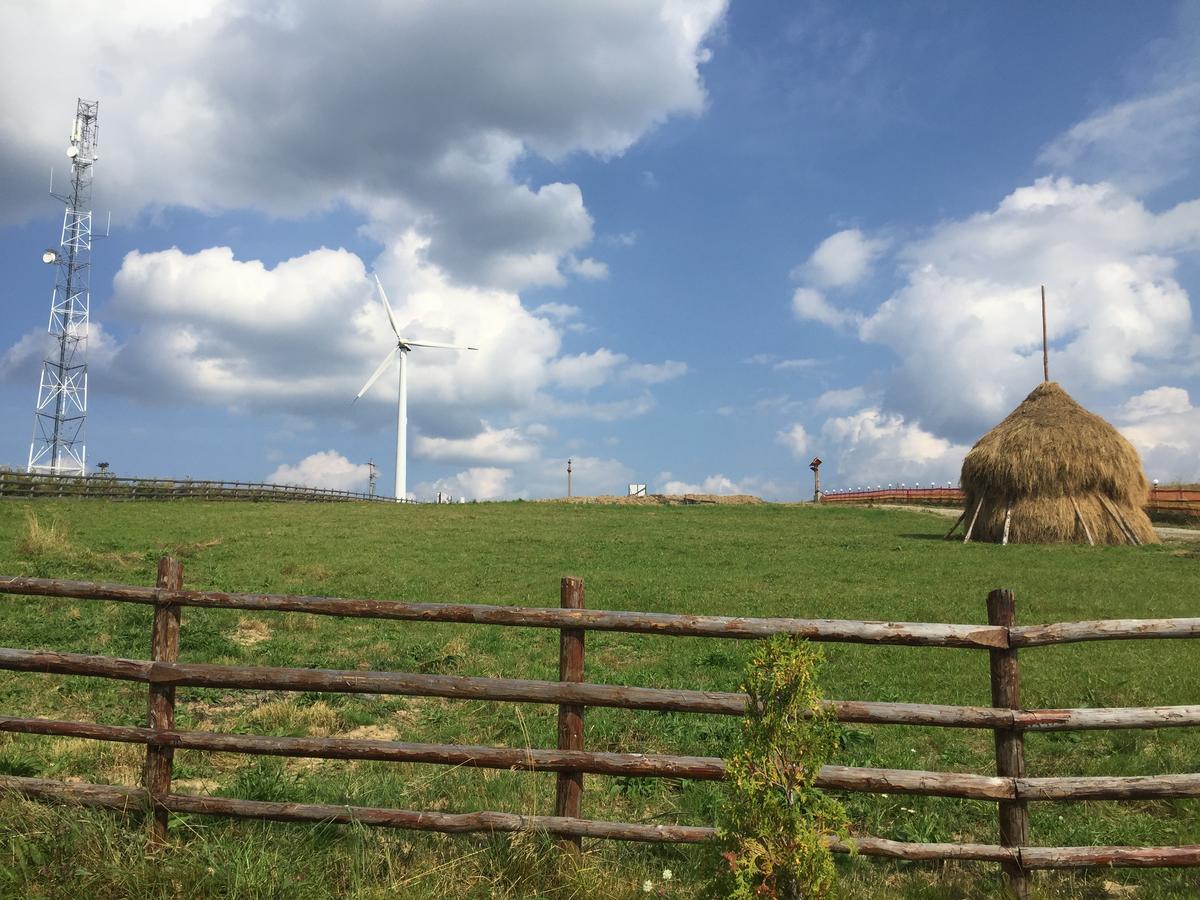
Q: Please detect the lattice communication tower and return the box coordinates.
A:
[27,99,99,475]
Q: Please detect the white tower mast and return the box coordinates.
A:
[28,98,99,476]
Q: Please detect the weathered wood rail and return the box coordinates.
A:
[0,470,405,503]
[1,564,1198,897]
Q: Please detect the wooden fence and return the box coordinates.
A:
[1,562,1198,897]
[822,485,1200,518]
[0,471,403,503]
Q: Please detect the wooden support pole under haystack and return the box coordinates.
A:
[963,498,984,543]
[1070,497,1094,546]
[943,509,967,540]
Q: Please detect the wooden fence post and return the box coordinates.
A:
[555,576,586,855]
[145,556,182,843]
[988,588,1030,898]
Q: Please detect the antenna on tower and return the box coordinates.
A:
[27,98,99,477]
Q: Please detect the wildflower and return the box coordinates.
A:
[662,869,673,881]
[643,880,654,893]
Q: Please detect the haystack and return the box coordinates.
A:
[958,382,1158,545]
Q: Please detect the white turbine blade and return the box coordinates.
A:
[373,273,401,339]
[404,339,479,351]
[353,347,399,401]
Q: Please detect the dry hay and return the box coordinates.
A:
[960,382,1158,545]
[545,493,764,506]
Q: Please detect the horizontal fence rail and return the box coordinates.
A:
[1,562,1198,897]
[0,470,405,504]
[820,485,1200,518]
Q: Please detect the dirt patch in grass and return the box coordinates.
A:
[229,617,271,646]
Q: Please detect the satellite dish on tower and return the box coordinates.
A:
[66,146,78,158]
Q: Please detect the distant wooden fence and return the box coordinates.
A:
[822,485,1200,518]
[0,471,403,503]
[1,562,1198,897]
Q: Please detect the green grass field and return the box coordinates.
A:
[0,500,1197,898]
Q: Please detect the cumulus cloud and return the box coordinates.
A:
[548,349,686,391]
[87,235,680,439]
[425,466,513,501]
[0,2,726,290]
[791,287,858,330]
[414,424,538,465]
[1037,7,1200,192]
[820,407,969,487]
[815,386,867,411]
[660,473,746,495]
[851,177,1200,439]
[777,423,809,458]
[267,450,370,491]
[795,228,888,288]
[1117,386,1200,482]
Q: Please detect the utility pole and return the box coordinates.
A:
[367,459,377,497]
[28,99,99,476]
[567,457,573,498]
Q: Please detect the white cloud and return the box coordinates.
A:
[820,407,969,487]
[1036,6,1200,192]
[815,386,867,411]
[78,235,682,447]
[773,358,820,372]
[566,256,609,280]
[548,349,626,390]
[548,350,686,391]
[0,2,727,290]
[777,423,809,458]
[661,473,745,495]
[850,177,1199,439]
[1039,85,1200,192]
[1119,386,1193,421]
[622,360,688,384]
[796,228,888,288]
[1117,386,1200,482]
[533,302,582,322]
[267,450,370,492]
[791,287,858,330]
[426,466,513,501]
[413,424,538,465]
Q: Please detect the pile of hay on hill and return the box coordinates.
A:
[959,382,1158,545]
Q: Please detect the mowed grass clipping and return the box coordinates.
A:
[0,499,1196,898]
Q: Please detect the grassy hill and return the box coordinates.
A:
[0,499,1197,897]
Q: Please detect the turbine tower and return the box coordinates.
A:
[27,99,99,476]
[354,274,477,501]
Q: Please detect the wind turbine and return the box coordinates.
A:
[354,274,477,502]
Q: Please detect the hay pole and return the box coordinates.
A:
[1070,497,1094,546]
[1001,505,1012,545]
[963,498,984,543]
[1041,285,1049,382]
[943,509,967,540]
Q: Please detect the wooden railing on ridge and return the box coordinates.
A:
[821,485,1200,517]
[1,561,1198,897]
[0,471,405,503]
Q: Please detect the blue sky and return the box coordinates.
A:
[2,1,1199,499]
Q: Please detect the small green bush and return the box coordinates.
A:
[716,636,850,899]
